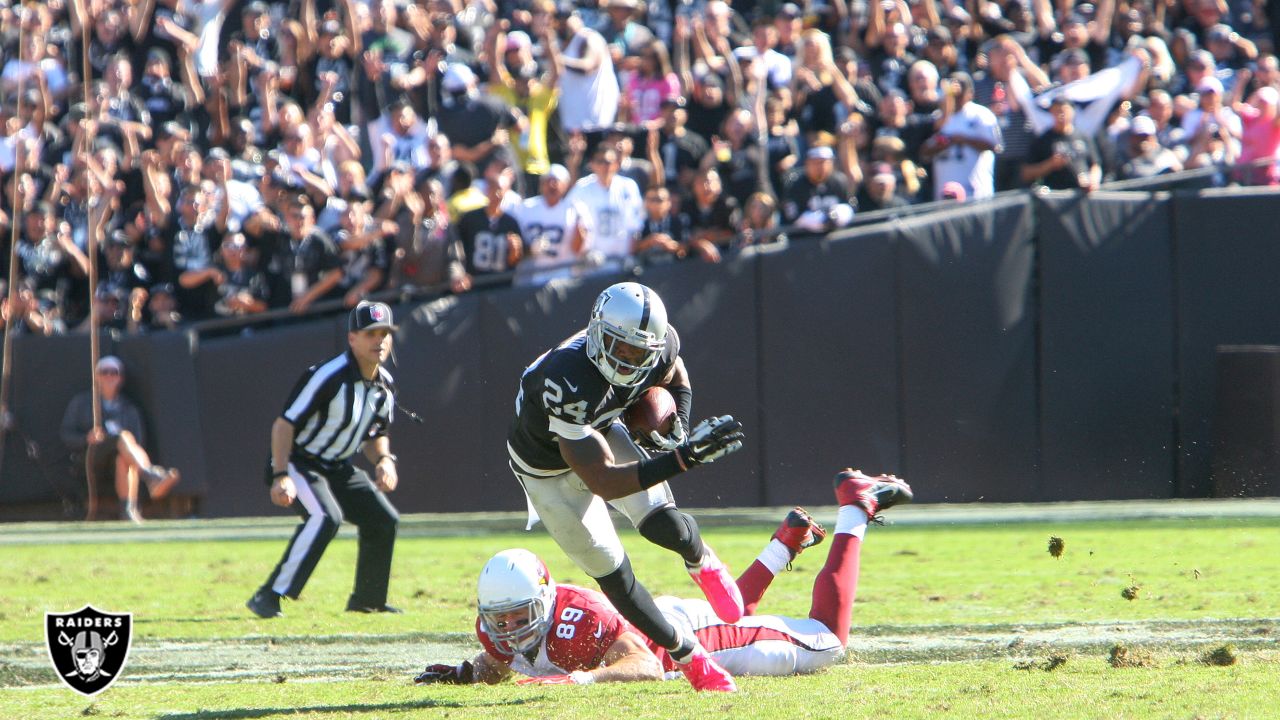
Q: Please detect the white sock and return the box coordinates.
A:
[757,539,793,575]
[835,506,869,540]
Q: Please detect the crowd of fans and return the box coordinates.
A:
[1,0,1279,334]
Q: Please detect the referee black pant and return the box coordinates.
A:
[262,460,399,607]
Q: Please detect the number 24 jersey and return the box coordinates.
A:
[507,327,681,475]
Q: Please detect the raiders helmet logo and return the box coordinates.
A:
[45,605,133,696]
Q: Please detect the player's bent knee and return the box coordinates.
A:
[637,507,700,553]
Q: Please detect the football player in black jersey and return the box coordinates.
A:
[506,282,746,692]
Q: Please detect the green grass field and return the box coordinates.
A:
[1,501,1278,719]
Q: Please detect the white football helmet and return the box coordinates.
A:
[477,549,556,655]
[585,282,668,388]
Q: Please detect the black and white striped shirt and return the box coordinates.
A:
[281,351,395,464]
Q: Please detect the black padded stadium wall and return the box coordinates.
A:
[0,334,95,508]
[1211,346,1280,497]
[1035,192,1177,500]
[757,228,902,507]
[192,319,343,518]
[893,195,1039,502]
[116,331,210,497]
[1173,188,1280,497]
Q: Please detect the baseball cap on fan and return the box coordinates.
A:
[349,301,398,332]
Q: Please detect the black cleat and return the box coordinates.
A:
[346,600,404,614]
[247,588,283,618]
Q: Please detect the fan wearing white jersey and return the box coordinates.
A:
[566,146,643,265]
[513,165,589,286]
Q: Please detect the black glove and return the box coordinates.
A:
[676,415,744,467]
[414,661,474,684]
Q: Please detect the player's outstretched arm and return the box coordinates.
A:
[515,631,663,686]
[415,652,512,685]
[589,631,665,683]
[561,416,745,501]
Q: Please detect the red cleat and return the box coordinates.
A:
[678,646,737,692]
[771,507,827,561]
[689,546,744,623]
[833,469,914,516]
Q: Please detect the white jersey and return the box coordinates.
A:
[557,28,619,132]
[932,102,1002,201]
[655,596,844,676]
[567,174,642,261]
[513,196,588,285]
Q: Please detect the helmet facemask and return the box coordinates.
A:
[476,549,556,656]
[585,283,668,388]
[478,591,554,655]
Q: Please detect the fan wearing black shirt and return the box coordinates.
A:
[684,168,741,263]
[781,146,852,225]
[253,195,344,313]
[635,186,689,262]
[1023,98,1101,191]
[452,178,525,285]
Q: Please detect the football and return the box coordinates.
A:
[624,386,676,438]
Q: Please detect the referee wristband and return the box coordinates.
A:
[376,454,398,464]
[637,452,687,489]
[272,470,289,479]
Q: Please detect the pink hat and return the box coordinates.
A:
[941,181,967,200]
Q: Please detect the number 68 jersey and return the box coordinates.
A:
[475,584,635,675]
[507,327,682,476]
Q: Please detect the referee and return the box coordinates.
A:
[247,301,404,618]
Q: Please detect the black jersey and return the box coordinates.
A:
[507,326,682,475]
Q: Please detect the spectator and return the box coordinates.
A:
[1232,85,1280,185]
[213,234,270,317]
[599,0,654,70]
[657,96,710,191]
[487,21,561,191]
[1181,77,1242,148]
[255,194,343,313]
[60,355,180,523]
[567,145,643,269]
[921,72,1001,200]
[683,167,740,262]
[635,185,689,262]
[436,63,518,170]
[974,35,1051,190]
[710,109,768,206]
[1117,115,1184,179]
[1121,114,1187,178]
[856,162,911,212]
[553,8,620,136]
[146,283,183,331]
[738,191,781,246]
[512,165,589,286]
[782,145,854,233]
[166,184,227,320]
[1023,96,1102,191]
[623,40,681,125]
[791,29,861,145]
[333,198,391,306]
[452,175,525,285]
